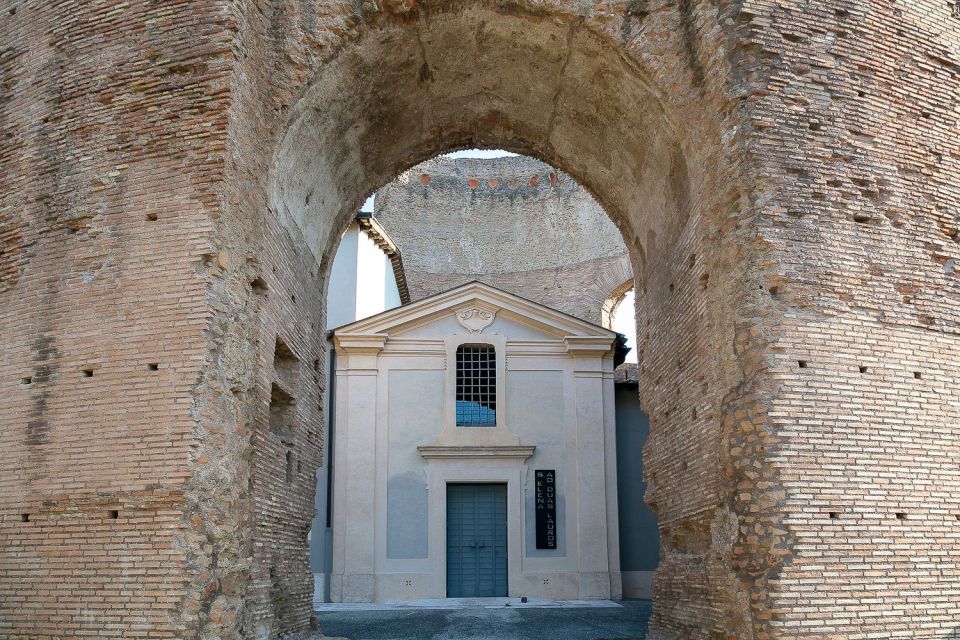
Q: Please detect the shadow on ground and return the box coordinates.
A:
[309,600,652,640]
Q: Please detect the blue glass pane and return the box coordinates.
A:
[456,400,496,426]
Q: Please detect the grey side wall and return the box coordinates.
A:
[615,383,659,598]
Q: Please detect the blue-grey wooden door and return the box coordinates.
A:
[446,483,508,597]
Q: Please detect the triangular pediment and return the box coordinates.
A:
[331,281,617,340]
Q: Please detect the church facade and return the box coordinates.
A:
[329,282,624,602]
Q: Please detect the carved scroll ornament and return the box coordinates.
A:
[455,307,496,334]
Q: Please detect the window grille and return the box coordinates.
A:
[455,345,496,426]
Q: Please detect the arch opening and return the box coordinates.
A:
[602,280,638,334]
[608,285,638,366]
[251,3,750,638]
[311,149,660,610]
[268,5,704,286]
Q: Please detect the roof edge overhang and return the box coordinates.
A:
[355,212,410,305]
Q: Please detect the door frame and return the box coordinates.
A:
[422,459,527,598]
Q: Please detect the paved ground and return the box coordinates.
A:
[315,597,624,612]
[314,599,651,640]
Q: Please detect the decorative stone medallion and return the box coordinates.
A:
[455,307,496,334]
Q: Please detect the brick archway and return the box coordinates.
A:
[259,4,765,638]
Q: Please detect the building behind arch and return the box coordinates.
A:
[317,155,659,601]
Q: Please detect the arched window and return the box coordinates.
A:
[455,344,497,426]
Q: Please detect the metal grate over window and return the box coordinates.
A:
[455,345,496,426]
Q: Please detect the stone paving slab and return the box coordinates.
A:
[315,597,623,612]
[311,599,652,640]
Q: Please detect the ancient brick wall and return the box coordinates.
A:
[0,1,232,636]
[730,3,960,637]
[635,2,960,637]
[1,1,957,639]
[0,0,327,636]
[374,156,633,324]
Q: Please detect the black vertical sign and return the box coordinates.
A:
[535,469,557,549]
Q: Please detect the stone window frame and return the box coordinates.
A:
[442,333,510,437]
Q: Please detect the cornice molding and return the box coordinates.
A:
[417,445,536,460]
[331,281,617,339]
[563,335,616,355]
[332,333,387,354]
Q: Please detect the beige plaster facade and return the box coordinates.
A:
[330,282,622,602]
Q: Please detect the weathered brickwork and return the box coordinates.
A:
[374,155,633,324]
[0,1,957,639]
[0,1,326,636]
[0,1,233,636]
[733,3,960,637]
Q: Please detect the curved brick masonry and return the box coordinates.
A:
[374,155,633,325]
[0,1,958,639]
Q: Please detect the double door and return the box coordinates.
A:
[446,483,508,597]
